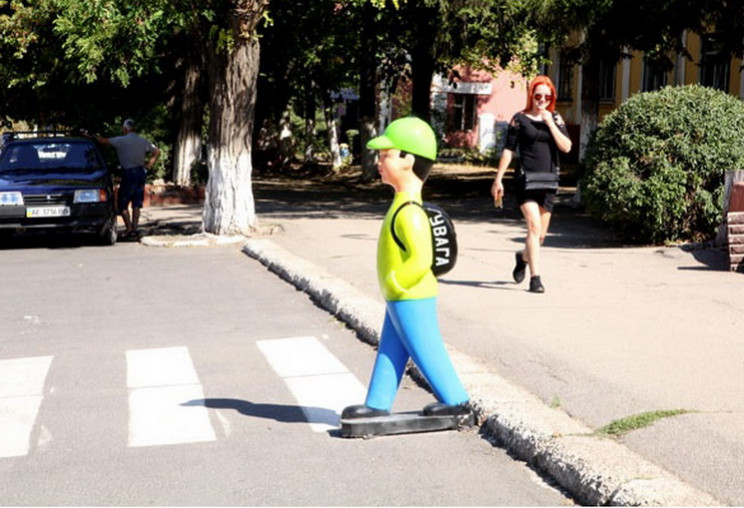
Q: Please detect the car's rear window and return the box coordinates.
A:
[0,142,104,172]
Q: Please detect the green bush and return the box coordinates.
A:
[582,85,744,244]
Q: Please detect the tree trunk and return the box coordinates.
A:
[410,51,435,120]
[358,3,378,181]
[323,94,342,171]
[409,12,437,120]
[278,107,294,167]
[304,80,316,164]
[406,2,438,120]
[203,5,264,236]
[254,62,293,172]
[173,48,206,186]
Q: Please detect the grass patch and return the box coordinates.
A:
[596,409,695,438]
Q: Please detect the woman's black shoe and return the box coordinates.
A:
[513,251,527,283]
[529,276,545,293]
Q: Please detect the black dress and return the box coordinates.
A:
[504,112,568,212]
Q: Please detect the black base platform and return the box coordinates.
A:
[340,410,475,438]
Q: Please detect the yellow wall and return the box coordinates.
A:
[552,31,742,125]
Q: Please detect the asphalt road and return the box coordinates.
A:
[0,235,571,506]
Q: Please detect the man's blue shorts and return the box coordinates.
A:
[118,166,146,211]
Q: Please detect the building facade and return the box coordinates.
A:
[546,31,744,159]
[430,31,743,161]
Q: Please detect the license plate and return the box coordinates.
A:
[26,206,71,218]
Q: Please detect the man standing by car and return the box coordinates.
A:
[84,119,160,239]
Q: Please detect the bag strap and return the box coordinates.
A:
[550,112,561,174]
[390,200,423,252]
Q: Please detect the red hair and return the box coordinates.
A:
[525,75,557,113]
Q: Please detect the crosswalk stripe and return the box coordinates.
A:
[2,341,360,454]
[257,336,367,432]
[0,356,53,458]
[126,347,216,448]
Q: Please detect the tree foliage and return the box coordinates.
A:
[0,0,178,129]
[583,85,744,244]
[52,0,172,87]
[440,0,548,77]
[539,0,744,67]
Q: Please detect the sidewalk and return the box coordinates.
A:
[140,183,742,504]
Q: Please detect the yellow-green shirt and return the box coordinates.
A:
[377,191,437,301]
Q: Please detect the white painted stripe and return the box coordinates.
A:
[285,373,367,432]
[257,336,367,432]
[126,347,200,388]
[128,385,215,447]
[0,355,53,397]
[0,356,53,458]
[0,396,45,457]
[127,347,216,447]
[256,336,349,378]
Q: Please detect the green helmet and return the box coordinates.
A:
[366,117,437,161]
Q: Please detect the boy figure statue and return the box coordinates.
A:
[342,117,470,422]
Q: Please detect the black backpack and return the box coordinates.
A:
[390,201,458,277]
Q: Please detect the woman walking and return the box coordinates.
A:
[491,76,572,293]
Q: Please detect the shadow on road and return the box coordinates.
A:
[183,398,338,426]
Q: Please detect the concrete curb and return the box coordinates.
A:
[140,233,246,248]
[243,237,720,506]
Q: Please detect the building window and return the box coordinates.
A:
[598,58,616,101]
[450,94,476,131]
[700,34,730,92]
[642,58,668,91]
[558,54,573,101]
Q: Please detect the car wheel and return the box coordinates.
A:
[99,219,117,246]
[0,230,14,247]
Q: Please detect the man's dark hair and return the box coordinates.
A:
[400,151,434,182]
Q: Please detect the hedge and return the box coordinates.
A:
[582,84,744,244]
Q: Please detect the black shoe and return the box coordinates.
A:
[513,251,527,283]
[422,402,471,417]
[529,276,545,293]
[341,404,390,420]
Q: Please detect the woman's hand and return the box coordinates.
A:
[491,178,504,202]
[539,108,555,126]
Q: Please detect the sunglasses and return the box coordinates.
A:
[534,93,553,101]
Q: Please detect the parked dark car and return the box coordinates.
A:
[0,131,117,245]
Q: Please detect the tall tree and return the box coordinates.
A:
[202,0,268,235]
[358,1,381,180]
[171,35,208,186]
[47,0,269,235]
[256,0,361,172]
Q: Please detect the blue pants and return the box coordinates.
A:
[118,166,146,210]
[365,298,469,411]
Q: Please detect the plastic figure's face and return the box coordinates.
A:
[377,148,412,188]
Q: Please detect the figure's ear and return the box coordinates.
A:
[399,151,415,169]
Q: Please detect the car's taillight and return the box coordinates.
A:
[0,191,24,205]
